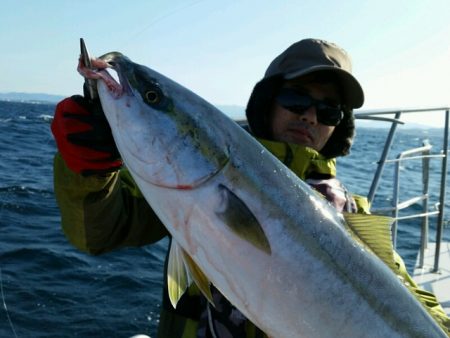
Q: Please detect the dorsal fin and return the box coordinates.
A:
[344,213,450,334]
[215,184,271,254]
[343,212,396,270]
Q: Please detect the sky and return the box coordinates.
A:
[1,0,449,126]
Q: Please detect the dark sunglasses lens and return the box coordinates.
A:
[316,106,343,126]
[276,88,343,126]
[276,89,312,109]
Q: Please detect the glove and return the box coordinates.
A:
[51,94,122,175]
[306,176,357,213]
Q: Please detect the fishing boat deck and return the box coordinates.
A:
[413,241,450,315]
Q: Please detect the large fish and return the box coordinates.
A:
[78,52,447,337]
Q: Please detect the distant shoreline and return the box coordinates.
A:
[0,92,65,104]
[0,93,443,130]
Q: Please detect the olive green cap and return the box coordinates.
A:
[265,38,364,108]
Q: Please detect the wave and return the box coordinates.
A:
[0,100,448,337]
[0,185,52,195]
[38,114,53,122]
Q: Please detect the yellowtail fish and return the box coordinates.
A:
[78,51,447,337]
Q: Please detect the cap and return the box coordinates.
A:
[264,39,364,108]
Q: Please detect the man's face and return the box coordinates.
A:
[270,79,341,152]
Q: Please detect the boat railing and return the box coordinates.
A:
[354,107,449,272]
[371,141,445,264]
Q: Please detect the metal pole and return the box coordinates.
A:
[392,159,401,248]
[368,112,402,204]
[433,109,449,272]
[419,140,431,268]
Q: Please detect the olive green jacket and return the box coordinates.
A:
[53,139,449,337]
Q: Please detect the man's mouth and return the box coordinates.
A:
[287,125,314,143]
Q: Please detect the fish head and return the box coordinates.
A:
[96,52,229,189]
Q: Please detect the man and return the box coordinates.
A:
[52,38,449,337]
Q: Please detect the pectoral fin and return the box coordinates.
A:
[216,184,271,254]
[343,212,396,270]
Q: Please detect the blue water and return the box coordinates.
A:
[0,100,448,337]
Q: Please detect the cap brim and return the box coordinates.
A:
[284,65,364,109]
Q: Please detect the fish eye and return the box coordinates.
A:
[145,90,161,104]
[141,82,170,109]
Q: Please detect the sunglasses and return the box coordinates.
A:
[275,88,343,126]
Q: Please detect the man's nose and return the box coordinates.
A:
[299,106,318,125]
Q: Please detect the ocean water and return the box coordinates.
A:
[0,100,448,337]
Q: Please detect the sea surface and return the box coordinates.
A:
[0,100,449,337]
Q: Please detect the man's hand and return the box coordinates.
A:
[51,95,122,175]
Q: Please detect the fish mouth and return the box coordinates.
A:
[77,52,134,98]
[99,52,135,98]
